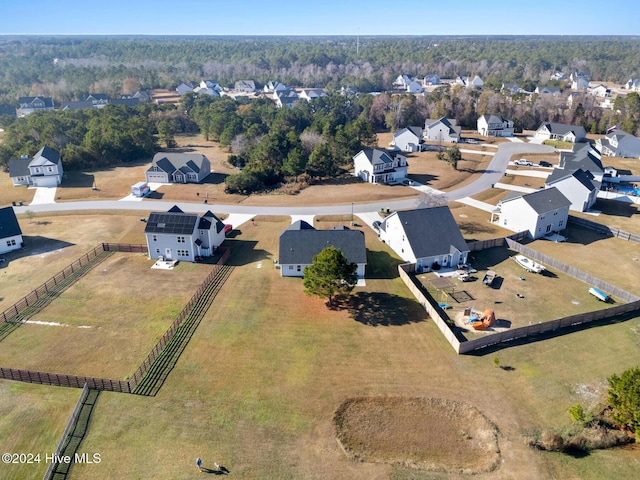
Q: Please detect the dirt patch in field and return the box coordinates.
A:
[335,397,501,475]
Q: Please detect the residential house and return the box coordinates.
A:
[263,81,287,93]
[0,206,23,254]
[234,80,256,93]
[145,153,211,184]
[558,143,604,181]
[144,206,226,262]
[298,88,327,101]
[390,126,423,152]
[501,83,522,95]
[423,74,441,86]
[278,221,367,278]
[534,122,587,143]
[9,146,63,187]
[424,117,461,143]
[176,82,194,95]
[18,96,54,116]
[273,89,300,108]
[534,86,561,96]
[596,128,640,158]
[544,168,599,212]
[477,114,514,137]
[353,148,408,184]
[625,78,640,92]
[405,80,424,94]
[455,75,483,89]
[492,187,571,239]
[570,72,589,91]
[589,84,611,97]
[378,206,470,272]
[200,80,223,93]
[393,74,412,89]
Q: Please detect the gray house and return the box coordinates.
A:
[144,206,226,262]
[9,146,63,187]
[0,206,23,254]
[278,221,367,278]
[145,153,211,184]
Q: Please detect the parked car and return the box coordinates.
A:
[224,224,233,235]
[372,220,381,231]
[514,159,534,166]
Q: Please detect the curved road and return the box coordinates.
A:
[12,142,555,217]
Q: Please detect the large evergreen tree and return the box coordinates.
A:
[303,246,357,307]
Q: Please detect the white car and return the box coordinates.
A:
[514,159,534,166]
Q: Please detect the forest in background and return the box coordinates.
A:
[1,35,640,103]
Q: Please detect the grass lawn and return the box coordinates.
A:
[0,253,214,379]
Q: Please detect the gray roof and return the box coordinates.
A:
[517,187,571,214]
[0,206,22,239]
[8,157,30,177]
[358,148,396,166]
[384,206,469,259]
[279,223,366,265]
[546,168,597,191]
[148,153,208,175]
[30,146,61,167]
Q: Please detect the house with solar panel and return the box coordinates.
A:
[0,206,23,254]
[144,206,226,262]
[145,153,211,184]
[377,206,469,272]
[278,221,367,278]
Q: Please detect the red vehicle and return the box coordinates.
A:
[224,224,233,235]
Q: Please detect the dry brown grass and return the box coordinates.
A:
[335,397,500,474]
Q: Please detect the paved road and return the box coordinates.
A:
[12,142,556,218]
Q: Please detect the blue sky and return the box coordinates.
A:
[1,0,637,36]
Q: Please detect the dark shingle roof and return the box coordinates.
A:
[389,206,469,259]
[0,206,22,239]
[279,224,366,265]
[520,187,571,214]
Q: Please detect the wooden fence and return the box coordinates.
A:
[568,215,640,244]
[43,383,90,480]
[398,236,640,354]
[127,246,231,390]
[0,244,230,393]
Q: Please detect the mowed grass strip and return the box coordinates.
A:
[0,253,213,379]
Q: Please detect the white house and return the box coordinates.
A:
[145,153,211,184]
[492,187,571,239]
[278,221,367,278]
[378,206,470,272]
[477,114,514,137]
[391,126,423,152]
[298,88,327,101]
[424,117,461,143]
[625,78,640,92]
[534,122,587,143]
[570,72,589,91]
[9,146,63,187]
[144,206,226,262]
[353,148,408,184]
[544,168,599,212]
[18,96,54,116]
[0,206,23,254]
[596,128,640,158]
